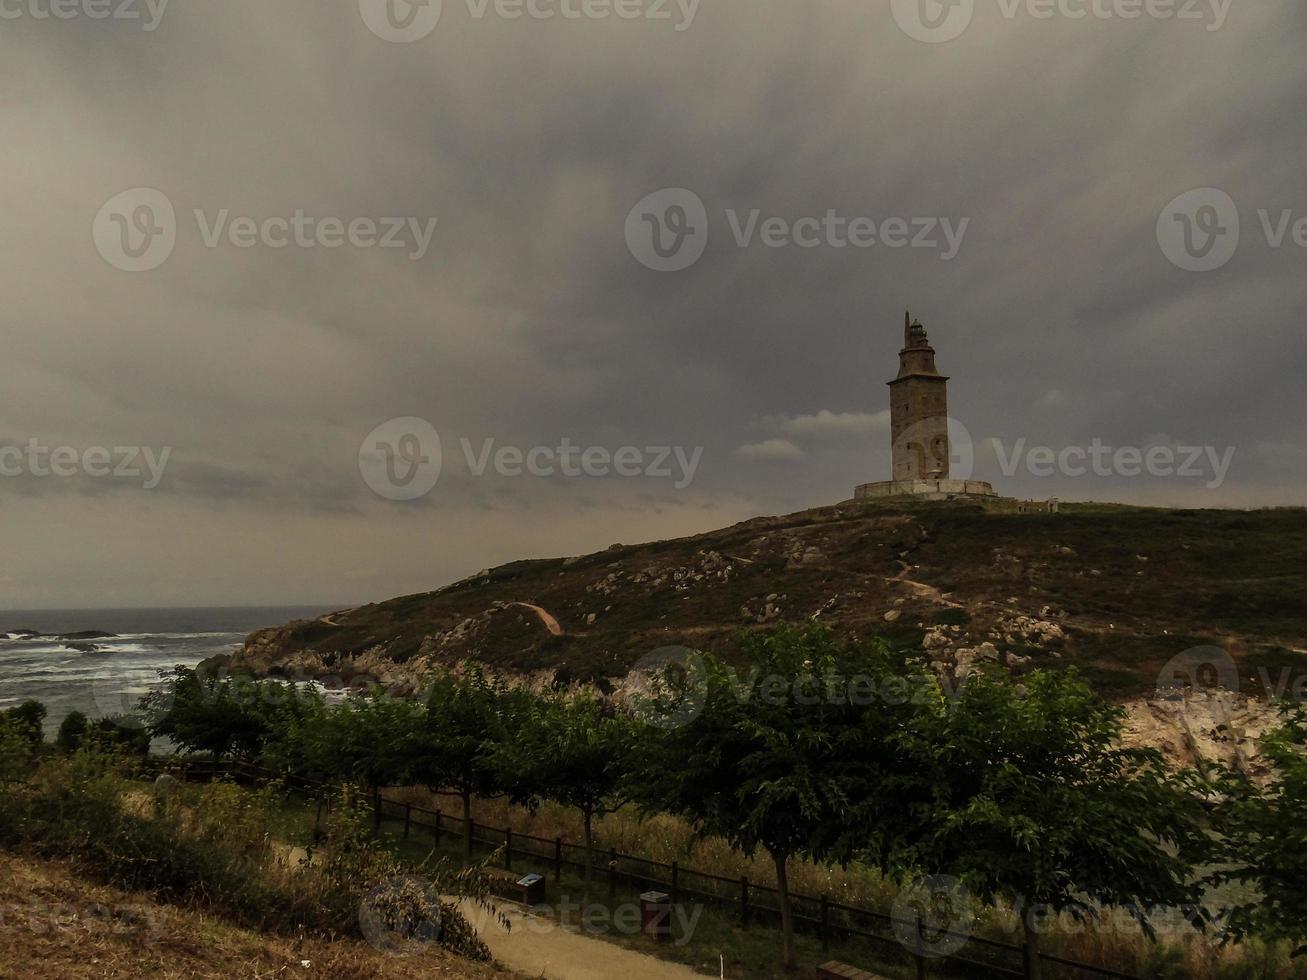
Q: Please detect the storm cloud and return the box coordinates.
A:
[2,0,1304,607]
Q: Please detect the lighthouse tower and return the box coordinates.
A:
[852,311,997,502]
[889,312,950,481]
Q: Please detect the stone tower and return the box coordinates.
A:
[888,312,950,481]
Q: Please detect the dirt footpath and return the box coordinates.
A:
[457,899,711,980]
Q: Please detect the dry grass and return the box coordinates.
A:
[388,787,900,909]
[0,852,520,980]
[384,790,1307,980]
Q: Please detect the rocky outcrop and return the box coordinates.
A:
[1120,691,1284,779]
[204,501,1307,738]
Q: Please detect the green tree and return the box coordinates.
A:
[293,690,427,788]
[420,665,534,860]
[88,715,152,756]
[1211,701,1307,955]
[144,667,325,763]
[903,667,1213,979]
[499,688,636,907]
[57,710,89,751]
[0,717,37,785]
[1,699,47,746]
[638,626,924,970]
[143,667,268,760]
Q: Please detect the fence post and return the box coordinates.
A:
[434,809,442,843]
[468,816,475,856]
[740,876,749,928]
[373,788,382,832]
[671,862,679,907]
[403,803,412,840]
[505,828,513,871]
[820,894,830,954]
[554,837,563,882]
[915,951,927,980]
[608,847,618,900]
[1023,925,1042,980]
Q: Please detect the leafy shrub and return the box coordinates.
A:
[56,710,89,751]
[0,752,491,960]
[1,699,46,745]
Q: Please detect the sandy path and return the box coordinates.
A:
[457,899,708,980]
[508,602,565,637]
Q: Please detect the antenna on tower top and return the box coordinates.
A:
[904,310,912,349]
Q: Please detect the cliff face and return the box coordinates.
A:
[209,500,1307,768]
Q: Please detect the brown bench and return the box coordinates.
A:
[484,868,547,906]
[817,963,889,980]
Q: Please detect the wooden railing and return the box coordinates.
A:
[143,759,1149,980]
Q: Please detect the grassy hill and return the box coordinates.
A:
[217,500,1307,699]
[3,852,516,980]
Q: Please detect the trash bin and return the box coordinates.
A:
[516,873,547,905]
[640,891,672,942]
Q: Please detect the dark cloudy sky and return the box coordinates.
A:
[2,0,1304,609]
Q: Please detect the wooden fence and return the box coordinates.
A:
[146,759,1149,980]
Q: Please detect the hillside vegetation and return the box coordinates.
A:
[2,852,515,980]
[215,501,1307,698]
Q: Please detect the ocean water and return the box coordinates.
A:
[0,607,334,737]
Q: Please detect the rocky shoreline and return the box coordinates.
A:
[203,625,1285,781]
[1,629,120,654]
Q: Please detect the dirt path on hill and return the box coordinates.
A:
[457,899,709,980]
[508,602,565,636]
[887,563,963,608]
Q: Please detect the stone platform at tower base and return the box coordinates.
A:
[852,479,1060,514]
[855,479,997,501]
